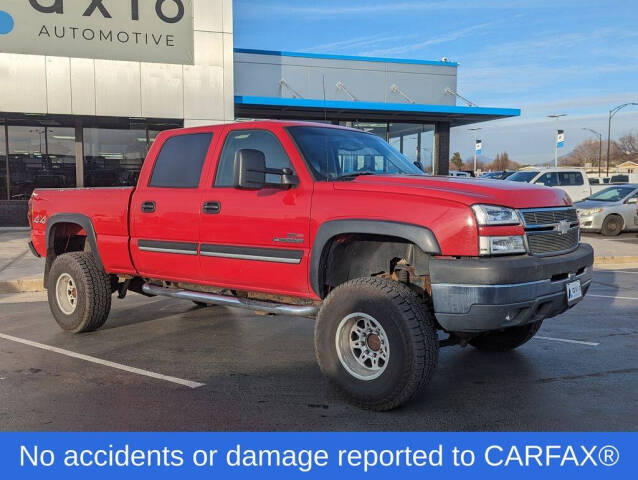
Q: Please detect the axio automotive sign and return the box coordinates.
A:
[0,0,194,64]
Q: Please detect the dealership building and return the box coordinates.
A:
[0,0,519,225]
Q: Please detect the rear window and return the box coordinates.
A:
[149,133,212,188]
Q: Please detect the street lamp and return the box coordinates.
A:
[548,114,567,167]
[606,102,638,177]
[468,127,481,173]
[581,128,603,178]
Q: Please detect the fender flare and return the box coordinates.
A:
[309,219,441,297]
[44,213,104,283]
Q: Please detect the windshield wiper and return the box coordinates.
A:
[333,172,377,181]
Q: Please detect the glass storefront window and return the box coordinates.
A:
[1,125,6,200]
[83,128,148,187]
[388,123,435,173]
[7,126,75,200]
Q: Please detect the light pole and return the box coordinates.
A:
[468,127,481,173]
[548,114,566,167]
[581,128,603,178]
[606,103,638,177]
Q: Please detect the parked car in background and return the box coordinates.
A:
[575,184,638,236]
[589,176,610,185]
[480,171,516,180]
[507,167,591,202]
[610,173,638,184]
[449,170,472,177]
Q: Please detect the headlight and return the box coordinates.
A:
[471,204,520,225]
[479,236,526,255]
[576,208,603,217]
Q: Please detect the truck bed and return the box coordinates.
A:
[30,187,136,275]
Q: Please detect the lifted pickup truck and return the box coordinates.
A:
[29,121,593,410]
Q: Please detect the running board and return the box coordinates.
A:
[141,283,319,317]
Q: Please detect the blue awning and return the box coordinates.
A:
[234,95,520,126]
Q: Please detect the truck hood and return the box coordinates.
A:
[332,175,572,209]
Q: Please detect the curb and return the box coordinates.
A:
[0,278,44,294]
[594,256,638,266]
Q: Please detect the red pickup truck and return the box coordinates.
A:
[29,121,593,410]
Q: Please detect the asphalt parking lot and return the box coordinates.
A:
[0,266,636,432]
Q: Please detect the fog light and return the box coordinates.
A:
[479,236,526,255]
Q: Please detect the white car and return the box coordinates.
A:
[449,170,471,177]
[507,168,591,202]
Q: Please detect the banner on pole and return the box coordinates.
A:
[475,140,482,155]
[557,130,565,148]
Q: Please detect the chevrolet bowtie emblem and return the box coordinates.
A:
[556,219,570,235]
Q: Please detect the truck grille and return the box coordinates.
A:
[521,208,578,226]
[520,207,580,256]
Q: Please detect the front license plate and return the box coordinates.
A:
[566,280,582,303]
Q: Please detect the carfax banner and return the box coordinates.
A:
[0,432,634,479]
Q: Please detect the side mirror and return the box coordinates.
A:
[233,149,266,190]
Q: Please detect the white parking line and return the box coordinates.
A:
[595,270,638,274]
[587,294,638,300]
[534,336,600,346]
[0,333,205,389]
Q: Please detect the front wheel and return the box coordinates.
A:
[469,320,542,352]
[47,252,112,333]
[315,277,438,411]
[601,214,623,236]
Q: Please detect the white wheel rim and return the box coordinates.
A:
[335,312,390,381]
[55,273,77,315]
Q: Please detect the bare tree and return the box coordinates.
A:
[450,152,464,170]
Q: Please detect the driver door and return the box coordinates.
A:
[198,125,313,296]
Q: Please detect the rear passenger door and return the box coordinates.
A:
[130,131,214,282]
[198,125,313,296]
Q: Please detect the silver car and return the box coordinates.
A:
[575,184,638,236]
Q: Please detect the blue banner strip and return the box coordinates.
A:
[0,432,634,479]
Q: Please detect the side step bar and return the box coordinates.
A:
[142,283,319,317]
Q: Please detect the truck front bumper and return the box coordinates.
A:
[429,244,594,333]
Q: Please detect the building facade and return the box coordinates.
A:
[0,0,518,225]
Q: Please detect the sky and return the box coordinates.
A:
[234,0,638,165]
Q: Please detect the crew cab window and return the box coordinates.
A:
[558,172,584,186]
[149,133,212,188]
[215,130,293,186]
[535,172,559,187]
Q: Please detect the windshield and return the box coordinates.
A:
[507,171,539,182]
[588,186,636,202]
[287,126,424,180]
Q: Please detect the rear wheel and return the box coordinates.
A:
[601,214,623,236]
[469,320,542,352]
[47,252,111,333]
[315,277,438,411]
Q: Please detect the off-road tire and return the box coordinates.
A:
[47,252,112,333]
[601,214,623,236]
[469,320,543,352]
[315,277,438,411]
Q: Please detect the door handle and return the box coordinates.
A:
[141,201,156,213]
[203,201,221,215]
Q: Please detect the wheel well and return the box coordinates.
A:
[319,233,431,298]
[44,221,95,284]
